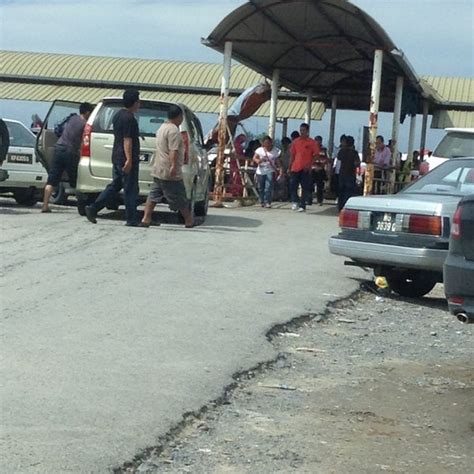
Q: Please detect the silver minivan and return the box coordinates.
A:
[37,98,210,218]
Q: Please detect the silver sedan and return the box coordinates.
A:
[329,158,474,297]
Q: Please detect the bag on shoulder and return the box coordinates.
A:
[54,113,76,138]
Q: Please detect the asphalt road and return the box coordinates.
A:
[0,198,361,472]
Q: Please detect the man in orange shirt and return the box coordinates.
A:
[288,123,320,212]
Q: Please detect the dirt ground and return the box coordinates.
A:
[123,284,473,474]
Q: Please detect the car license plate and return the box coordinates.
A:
[139,153,150,162]
[374,213,397,233]
[7,153,33,164]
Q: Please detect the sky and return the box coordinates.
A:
[0,0,473,150]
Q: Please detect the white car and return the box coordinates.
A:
[426,128,474,171]
[0,119,47,205]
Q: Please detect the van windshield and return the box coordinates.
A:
[433,132,474,158]
[94,101,172,137]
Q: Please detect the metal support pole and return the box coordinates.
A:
[305,90,313,128]
[281,118,288,139]
[328,96,337,158]
[389,76,404,191]
[364,49,383,196]
[407,114,416,163]
[420,100,429,157]
[268,69,279,140]
[213,41,232,207]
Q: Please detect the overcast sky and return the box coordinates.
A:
[0,0,473,149]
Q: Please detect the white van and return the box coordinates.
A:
[426,128,474,171]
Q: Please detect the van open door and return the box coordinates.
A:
[36,100,82,172]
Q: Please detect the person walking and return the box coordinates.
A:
[253,136,281,208]
[41,102,94,213]
[288,123,320,212]
[337,135,360,211]
[85,89,141,226]
[140,105,193,228]
[312,135,328,206]
[330,134,346,197]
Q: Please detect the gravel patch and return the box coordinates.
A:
[124,284,474,474]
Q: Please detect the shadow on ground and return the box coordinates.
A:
[93,208,262,230]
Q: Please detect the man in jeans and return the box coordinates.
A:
[41,102,94,213]
[289,123,320,212]
[140,105,193,228]
[85,89,141,226]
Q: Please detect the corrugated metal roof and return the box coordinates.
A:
[0,82,325,120]
[0,50,266,93]
[431,110,474,129]
[421,76,474,104]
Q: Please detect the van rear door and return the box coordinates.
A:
[36,100,82,172]
[90,100,171,183]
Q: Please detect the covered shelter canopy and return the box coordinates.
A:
[203,0,436,112]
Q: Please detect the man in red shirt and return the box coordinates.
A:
[289,123,320,211]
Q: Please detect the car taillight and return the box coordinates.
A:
[81,123,92,158]
[181,131,190,164]
[408,215,442,236]
[339,209,359,229]
[448,296,464,305]
[451,206,462,239]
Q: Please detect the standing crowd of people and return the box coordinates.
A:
[248,124,361,212]
[41,89,428,223]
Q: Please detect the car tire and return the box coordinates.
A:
[387,271,438,298]
[49,183,68,205]
[77,193,97,216]
[14,188,37,206]
[194,179,210,217]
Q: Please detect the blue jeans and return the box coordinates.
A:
[338,174,356,211]
[290,170,312,210]
[257,173,274,204]
[91,160,139,225]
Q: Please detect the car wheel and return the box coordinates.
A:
[387,271,438,298]
[14,188,37,206]
[77,193,97,216]
[49,183,68,205]
[194,178,210,217]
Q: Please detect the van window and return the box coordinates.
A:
[433,132,474,159]
[192,115,205,146]
[94,101,172,137]
[45,104,80,130]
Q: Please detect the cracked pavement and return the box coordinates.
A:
[0,199,361,472]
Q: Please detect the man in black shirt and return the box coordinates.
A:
[85,89,141,226]
[41,102,94,213]
[337,135,360,211]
